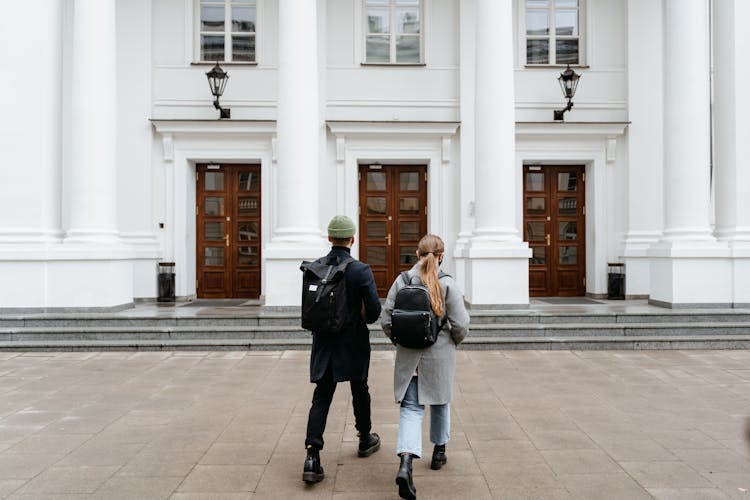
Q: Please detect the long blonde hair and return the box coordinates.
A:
[416,234,445,317]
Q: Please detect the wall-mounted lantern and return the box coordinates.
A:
[553,64,581,121]
[206,62,231,119]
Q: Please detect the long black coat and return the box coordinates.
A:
[309,246,382,383]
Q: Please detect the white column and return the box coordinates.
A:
[264,0,327,307]
[65,0,119,243]
[649,0,730,307]
[713,0,750,306]
[0,1,63,244]
[622,0,663,297]
[464,0,530,307]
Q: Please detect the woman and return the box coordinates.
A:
[381,234,470,500]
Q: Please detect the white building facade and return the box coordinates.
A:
[1,0,748,311]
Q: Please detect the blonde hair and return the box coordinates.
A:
[416,234,445,317]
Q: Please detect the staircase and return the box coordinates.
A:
[1,308,749,351]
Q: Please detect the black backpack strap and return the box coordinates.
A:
[400,271,412,286]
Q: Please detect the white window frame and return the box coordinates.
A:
[194,0,258,63]
[519,0,587,67]
[362,0,424,65]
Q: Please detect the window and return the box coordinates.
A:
[525,0,580,65]
[364,0,422,64]
[198,0,256,62]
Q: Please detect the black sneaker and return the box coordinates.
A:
[302,446,324,483]
[357,432,381,457]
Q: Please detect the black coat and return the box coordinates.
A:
[309,246,382,383]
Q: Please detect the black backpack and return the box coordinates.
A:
[390,271,449,349]
[300,255,354,334]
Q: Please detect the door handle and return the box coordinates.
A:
[386,234,392,246]
[225,234,230,247]
[546,234,551,246]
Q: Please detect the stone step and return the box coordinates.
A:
[2,322,750,341]
[0,334,748,351]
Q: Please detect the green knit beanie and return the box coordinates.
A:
[327,215,356,238]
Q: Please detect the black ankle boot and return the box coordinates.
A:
[396,453,416,499]
[302,446,324,483]
[430,444,447,470]
[357,432,381,457]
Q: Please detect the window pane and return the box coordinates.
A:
[526,39,549,64]
[556,39,579,64]
[400,172,419,191]
[232,6,255,32]
[238,196,259,216]
[201,35,225,62]
[367,8,390,33]
[367,221,386,239]
[558,172,577,191]
[399,221,420,241]
[400,246,418,265]
[232,35,255,62]
[395,8,420,34]
[526,10,549,36]
[366,246,387,265]
[238,172,258,191]
[238,246,259,266]
[367,197,387,215]
[559,222,577,240]
[205,172,224,190]
[555,10,578,36]
[205,197,224,216]
[396,36,420,63]
[527,0,550,7]
[556,0,578,7]
[527,197,546,215]
[395,0,419,4]
[205,247,225,266]
[559,197,577,215]
[526,172,544,191]
[366,36,390,63]
[526,222,545,241]
[367,172,387,191]
[399,197,420,214]
[559,246,577,265]
[201,5,224,32]
[205,222,224,240]
[238,222,259,241]
[530,246,546,265]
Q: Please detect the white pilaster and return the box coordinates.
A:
[648,0,730,307]
[464,0,530,307]
[65,0,120,243]
[264,0,327,307]
[0,1,63,244]
[622,0,663,297]
[713,0,750,306]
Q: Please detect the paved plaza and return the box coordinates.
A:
[0,350,748,499]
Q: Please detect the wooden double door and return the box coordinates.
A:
[524,165,586,296]
[196,164,261,298]
[359,165,428,297]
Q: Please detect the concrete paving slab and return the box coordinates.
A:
[0,350,748,498]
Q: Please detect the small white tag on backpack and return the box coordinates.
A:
[308,284,318,291]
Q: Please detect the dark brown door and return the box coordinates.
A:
[197,164,261,298]
[524,165,586,296]
[359,165,427,297]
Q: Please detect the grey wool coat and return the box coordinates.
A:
[381,264,470,405]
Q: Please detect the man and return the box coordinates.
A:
[303,215,383,483]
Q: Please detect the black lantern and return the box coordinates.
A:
[553,64,581,121]
[206,62,231,119]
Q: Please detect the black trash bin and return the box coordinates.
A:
[157,262,176,302]
[607,263,625,300]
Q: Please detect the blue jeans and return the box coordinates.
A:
[396,376,450,458]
